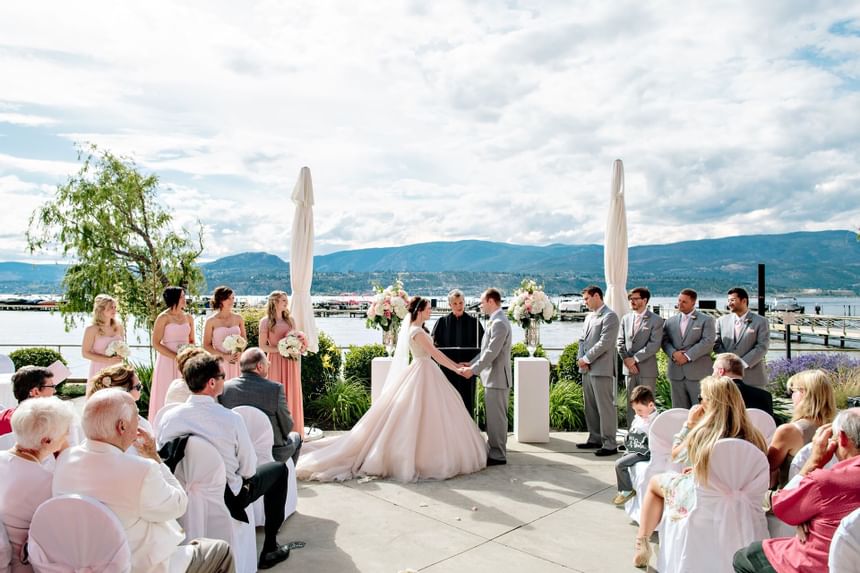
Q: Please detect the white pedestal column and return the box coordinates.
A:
[513,357,550,443]
[370,357,393,402]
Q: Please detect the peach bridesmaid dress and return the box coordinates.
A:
[150,322,191,420]
[261,317,304,436]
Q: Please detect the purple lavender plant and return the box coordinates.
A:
[767,353,860,394]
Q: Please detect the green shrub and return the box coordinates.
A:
[302,331,343,402]
[132,360,154,419]
[308,378,371,430]
[57,383,86,400]
[555,342,581,383]
[549,380,586,430]
[239,307,266,347]
[9,347,67,370]
[343,344,387,388]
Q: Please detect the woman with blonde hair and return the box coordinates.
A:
[767,369,836,489]
[81,294,126,394]
[259,291,304,435]
[203,285,246,381]
[633,376,767,568]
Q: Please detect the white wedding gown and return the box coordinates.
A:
[296,326,488,482]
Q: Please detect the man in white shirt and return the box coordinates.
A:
[53,389,233,573]
[158,354,293,570]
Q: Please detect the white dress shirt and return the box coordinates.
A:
[52,440,192,573]
[0,451,53,573]
[156,394,257,495]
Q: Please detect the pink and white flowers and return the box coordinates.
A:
[278,331,308,361]
[222,334,247,353]
[105,340,131,359]
[508,279,555,327]
[365,279,409,332]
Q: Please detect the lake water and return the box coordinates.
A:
[1,295,858,377]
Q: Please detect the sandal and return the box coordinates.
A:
[633,536,652,568]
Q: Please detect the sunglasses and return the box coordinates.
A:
[39,383,60,390]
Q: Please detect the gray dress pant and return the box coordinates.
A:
[670,377,700,409]
[484,386,509,461]
[583,373,617,449]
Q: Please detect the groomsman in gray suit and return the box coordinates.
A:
[462,288,512,466]
[616,286,665,426]
[662,288,716,408]
[576,285,621,456]
[714,287,770,388]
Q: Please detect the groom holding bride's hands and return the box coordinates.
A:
[459,288,512,466]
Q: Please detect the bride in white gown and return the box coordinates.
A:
[296,296,489,482]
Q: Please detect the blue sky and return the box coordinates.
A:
[1,1,859,263]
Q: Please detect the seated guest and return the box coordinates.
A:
[0,397,73,573]
[219,347,302,464]
[733,408,860,573]
[165,347,208,406]
[613,385,658,505]
[767,369,836,490]
[713,352,774,418]
[632,376,767,568]
[89,363,154,439]
[53,388,234,573]
[158,354,294,570]
[0,367,59,436]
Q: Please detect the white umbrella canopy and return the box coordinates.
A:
[289,166,320,353]
[604,159,628,317]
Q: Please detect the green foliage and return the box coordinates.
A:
[475,382,515,431]
[308,378,371,430]
[343,344,388,388]
[26,144,204,331]
[57,383,86,400]
[302,331,343,401]
[131,360,154,419]
[556,342,581,384]
[239,307,266,347]
[9,347,67,370]
[549,380,586,430]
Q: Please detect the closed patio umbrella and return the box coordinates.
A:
[289,166,319,353]
[604,159,628,317]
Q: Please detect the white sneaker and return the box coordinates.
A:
[304,426,324,442]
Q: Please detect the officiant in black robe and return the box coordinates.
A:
[432,289,484,418]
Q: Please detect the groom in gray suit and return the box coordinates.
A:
[461,288,512,466]
[662,288,716,408]
[714,287,770,388]
[576,285,621,456]
[616,286,664,426]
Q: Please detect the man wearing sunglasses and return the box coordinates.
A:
[0,366,58,437]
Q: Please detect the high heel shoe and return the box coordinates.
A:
[633,536,652,568]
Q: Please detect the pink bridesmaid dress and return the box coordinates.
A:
[261,318,304,436]
[150,322,191,421]
[212,325,242,380]
[87,333,124,391]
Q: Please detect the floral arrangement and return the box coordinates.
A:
[105,340,131,359]
[508,278,555,327]
[222,334,247,354]
[278,331,308,361]
[365,279,409,332]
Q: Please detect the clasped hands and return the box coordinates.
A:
[456,362,474,378]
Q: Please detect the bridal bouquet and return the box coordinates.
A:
[508,279,555,327]
[222,334,247,353]
[105,340,131,359]
[278,331,308,361]
[365,279,409,332]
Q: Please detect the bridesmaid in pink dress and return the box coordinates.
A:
[259,291,304,435]
[81,294,126,396]
[203,286,246,381]
[150,286,194,421]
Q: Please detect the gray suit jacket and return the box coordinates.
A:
[218,371,298,462]
[577,305,620,377]
[617,310,665,378]
[715,312,770,387]
[662,311,716,381]
[470,309,512,389]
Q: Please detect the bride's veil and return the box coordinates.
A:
[382,313,412,391]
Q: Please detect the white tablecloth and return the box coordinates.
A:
[0,373,15,409]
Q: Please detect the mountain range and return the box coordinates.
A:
[1,230,858,296]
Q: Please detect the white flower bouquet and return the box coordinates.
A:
[508,278,555,327]
[222,334,247,353]
[105,340,131,359]
[278,331,308,361]
[365,279,409,332]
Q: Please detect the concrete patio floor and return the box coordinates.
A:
[261,432,651,573]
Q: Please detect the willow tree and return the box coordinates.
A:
[26,144,204,330]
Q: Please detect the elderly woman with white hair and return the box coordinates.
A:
[0,396,75,572]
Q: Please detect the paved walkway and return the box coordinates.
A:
[262,432,650,572]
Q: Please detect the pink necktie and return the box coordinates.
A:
[734,318,743,339]
[680,314,689,337]
[633,314,642,333]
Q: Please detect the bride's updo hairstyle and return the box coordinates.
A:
[407,296,430,332]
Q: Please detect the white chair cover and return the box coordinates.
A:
[0,355,14,375]
[0,521,11,573]
[829,506,860,573]
[746,408,777,444]
[174,436,257,573]
[788,442,837,482]
[656,438,769,573]
[0,432,16,450]
[624,408,689,523]
[27,494,131,573]
[232,406,298,524]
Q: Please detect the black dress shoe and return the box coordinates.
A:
[487,457,507,466]
[258,545,291,569]
[576,442,602,449]
[594,448,619,457]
